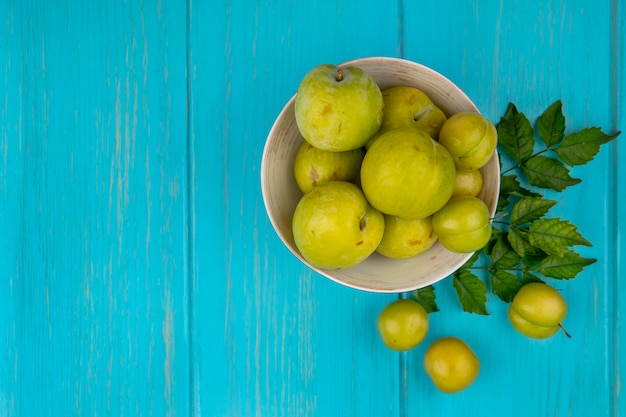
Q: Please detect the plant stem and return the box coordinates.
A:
[501,148,551,175]
[558,323,572,338]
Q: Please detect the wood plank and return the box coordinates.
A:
[614,2,625,416]
[0,1,190,415]
[187,1,404,415]
[403,1,621,416]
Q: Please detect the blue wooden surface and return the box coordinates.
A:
[1,1,624,416]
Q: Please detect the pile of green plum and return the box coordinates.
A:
[291,64,497,270]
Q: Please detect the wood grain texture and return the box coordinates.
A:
[0,0,623,416]
[615,1,625,415]
[1,1,190,415]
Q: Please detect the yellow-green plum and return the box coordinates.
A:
[438,112,498,170]
[294,64,383,152]
[360,128,456,220]
[424,337,480,394]
[293,140,365,194]
[380,86,447,139]
[452,168,484,197]
[508,282,568,339]
[432,196,491,253]
[292,181,384,269]
[377,299,429,351]
[376,215,438,259]
[365,86,447,150]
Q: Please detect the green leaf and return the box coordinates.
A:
[522,155,582,191]
[412,286,440,313]
[500,174,542,198]
[508,227,539,257]
[499,173,521,199]
[452,269,489,315]
[490,270,523,303]
[528,218,592,255]
[490,235,522,269]
[523,251,549,270]
[497,103,535,163]
[522,271,544,285]
[554,127,620,166]
[497,174,541,212]
[535,249,597,279]
[510,197,557,225]
[461,250,482,268]
[484,228,502,256]
[536,100,566,147]
[497,192,511,214]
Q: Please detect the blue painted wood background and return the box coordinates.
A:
[1,1,624,416]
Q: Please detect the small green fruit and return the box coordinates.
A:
[376,215,438,259]
[424,337,480,394]
[293,140,364,194]
[452,168,484,198]
[431,196,491,253]
[508,282,568,339]
[360,128,456,220]
[377,299,429,351]
[294,64,383,152]
[379,86,447,139]
[438,112,498,170]
[292,181,384,269]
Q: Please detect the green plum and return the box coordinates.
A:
[360,128,456,220]
[432,196,491,253]
[377,299,429,351]
[380,86,447,138]
[424,337,480,394]
[508,282,569,339]
[292,181,384,269]
[438,112,498,170]
[376,215,438,259]
[294,64,383,152]
[293,140,365,194]
[452,168,484,197]
[366,86,447,150]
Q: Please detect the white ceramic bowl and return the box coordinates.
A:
[261,57,500,293]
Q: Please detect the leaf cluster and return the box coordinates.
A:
[413,101,619,315]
